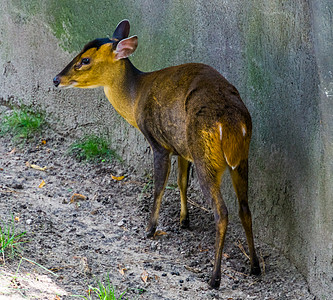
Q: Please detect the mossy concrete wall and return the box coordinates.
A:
[0,0,332,298]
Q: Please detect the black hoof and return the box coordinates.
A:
[146,226,156,239]
[251,265,261,276]
[209,277,221,290]
[180,218,190,229]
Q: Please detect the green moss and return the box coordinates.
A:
[244,5,273,102]
[46,0,142,52]
[7,0,137,52]
[10,0,40,16]
[8,0,193,72]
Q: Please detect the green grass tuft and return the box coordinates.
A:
[0,216,26,261]
[73,274,127,300]
[69,135,121,163]
[0,107,45,143]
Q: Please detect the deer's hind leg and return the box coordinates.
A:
[177,156,191,228]
[193,153,228,289]
[188,121,230,289]
[230,159,260,275]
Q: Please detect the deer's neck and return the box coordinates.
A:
[103,59,143,129]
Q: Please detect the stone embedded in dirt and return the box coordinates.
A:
[117,219,126,227]
[6,179,24,189]
[150,241,159,251]
[153,265,163,271]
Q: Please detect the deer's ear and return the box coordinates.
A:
[112,19,130,41]
[114,36,138,60]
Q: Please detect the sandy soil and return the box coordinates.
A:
[0,126,314,300]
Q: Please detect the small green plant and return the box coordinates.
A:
[0,216,26,261]
[166,183,178,190]
[69,135,121,163]
[0,107,45,142]
[73,274,127,300]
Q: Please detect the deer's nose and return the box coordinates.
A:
[53,76,61,87]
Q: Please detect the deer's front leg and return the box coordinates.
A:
[146,147,171,238]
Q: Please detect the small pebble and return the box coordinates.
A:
[26,219,32,225]
[117,220,125,227]
[150,241,158,251]
[11,182,24,189]
[154,265,162,271]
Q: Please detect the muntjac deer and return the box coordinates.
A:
[53,20,261,289]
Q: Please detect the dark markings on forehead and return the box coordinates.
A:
[82,38,117,53]
[58,38,118,76]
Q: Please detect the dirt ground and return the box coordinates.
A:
[0,124,315,299]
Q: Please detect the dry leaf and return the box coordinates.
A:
[70,193,87,203]
[79,256,91,274]
[86,289,93,295]
[111,174,125,181]
[31,164,47,171]
[9,148,16,155]
[118,264,128,276]
[198,244,209,252]
[26,161,47,171]
[38,180,46,188]
[73,256,91,274]
[141,270,149,283]
[154,230,168,238]
[0,167,3,171]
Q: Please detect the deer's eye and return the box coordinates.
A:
[81,58,90,65]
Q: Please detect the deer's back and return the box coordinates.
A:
[134,63,251,159]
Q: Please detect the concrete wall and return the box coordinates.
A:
[0,0,332,298]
